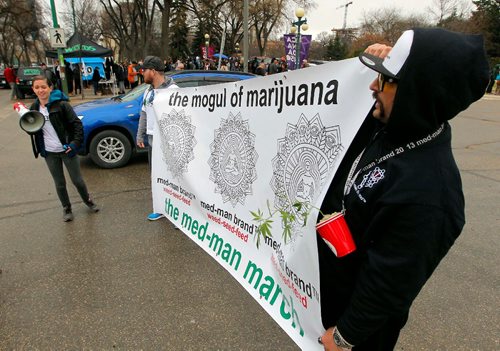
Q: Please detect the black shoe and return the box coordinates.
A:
[85,197,100,213]
[63,206,74,222]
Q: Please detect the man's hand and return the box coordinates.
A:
[137,141,145,148]
[319,327,344,351]
[364,43,393,58]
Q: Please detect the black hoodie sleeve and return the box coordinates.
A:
[60,101,84,148]
[336,203,460,345]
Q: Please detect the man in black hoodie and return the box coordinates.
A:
[318,28,489,350]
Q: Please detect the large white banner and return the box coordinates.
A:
[152,59,375,350]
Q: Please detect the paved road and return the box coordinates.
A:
[0,89,498,350]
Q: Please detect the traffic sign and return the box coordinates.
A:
[49,28,66,48]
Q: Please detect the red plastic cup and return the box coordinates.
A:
[316,212,356,257]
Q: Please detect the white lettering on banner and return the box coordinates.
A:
[151,59,376,350]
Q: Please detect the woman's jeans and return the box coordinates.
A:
[45,152,89,208]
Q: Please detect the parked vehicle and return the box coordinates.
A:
[16,66,43,98]
[0,68,7,89]
[74,70,256,168]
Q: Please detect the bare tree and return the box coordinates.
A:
[427,0,472,24]
[0,0,47,64]
[154,0,174,59]
[60,0,102,41]
[100,0,157,60]
[249,0,316,56]
[360,7,429,44]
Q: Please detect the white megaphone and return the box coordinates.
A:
[13,102,45,134]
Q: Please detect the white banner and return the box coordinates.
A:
[152,59,375,349]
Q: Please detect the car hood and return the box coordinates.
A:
[73,98,119,114]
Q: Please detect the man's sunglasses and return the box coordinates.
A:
[377,73,397,92]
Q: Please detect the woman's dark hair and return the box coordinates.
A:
[32,75,53,87]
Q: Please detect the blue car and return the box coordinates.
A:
[74,70,255,168]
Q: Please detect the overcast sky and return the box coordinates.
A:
[48,0,469,39]
[305,0,436,37]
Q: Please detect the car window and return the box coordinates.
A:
[176,81,200,88]
[120,83,148,102]
[173,76,250,88]
[201,79,239,86]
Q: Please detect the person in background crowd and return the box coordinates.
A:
[255,61,267,76]
[302,59,310,68]
[249,57,259,74]
[176,61,185,70]
[187,58,195,70]
[220,60,229,71]
[122,61,130,89]
[92,66,101,95]
[164,57,174,72]
[41,62,57,87]
[105,57,112,80]
[136,56,178,221]
[137,60,144,84]
[73,63,81,95]
[317,28,489,351]
[280,57,288,72]
[268,58,279,74]
[4,64,20,100]
[485,65,497,93]
[114,62,126,94]
[195,56,201,69]
[495,69,500,95]
[128,61,139,89]
[54,60,62,90]
[29,75,99,222]
[64,61,74,96]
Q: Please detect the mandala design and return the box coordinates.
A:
[208,112,258,207]
[271,113,343,243]
[158,109,197,178]
[359,167,385,189]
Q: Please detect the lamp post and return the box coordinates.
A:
[290,8,308,70]
[235,42,241,71]
[204,33,210,60]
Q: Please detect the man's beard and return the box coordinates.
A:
[372,91,386,119]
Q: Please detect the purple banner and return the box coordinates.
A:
[284,34,312,70]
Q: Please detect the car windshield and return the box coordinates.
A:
[118,83,148,102]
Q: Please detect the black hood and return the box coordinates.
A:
[386,28,489,141]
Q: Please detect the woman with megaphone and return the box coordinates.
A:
[27,75,99,222]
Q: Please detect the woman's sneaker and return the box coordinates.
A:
[63,206,74,222]
[85,198,100,213]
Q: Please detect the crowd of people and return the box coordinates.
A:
[3,53,320,102]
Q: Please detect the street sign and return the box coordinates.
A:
[49,28,66,48]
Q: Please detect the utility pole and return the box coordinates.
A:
[243,0,249,73]
[49,0,68,95]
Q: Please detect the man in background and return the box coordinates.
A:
[4,64,19,100]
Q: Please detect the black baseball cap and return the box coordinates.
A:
[142,56,164,71]
[358,30,414,79]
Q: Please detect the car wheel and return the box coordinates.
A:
[89,130,132,168]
